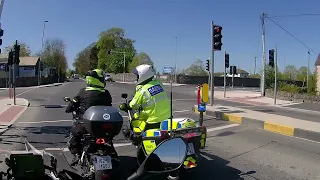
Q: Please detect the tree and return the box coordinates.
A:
[89,44,98,70]
[41,38,68,76]
[296,66,311,82]
[4,41,32,56]
[66,69,75,77]
[96,27,136,73]
[283,65,298,80]
[184,59,208,76]
[128,52,154,72]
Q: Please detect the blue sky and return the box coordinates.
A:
[1,0,320,74]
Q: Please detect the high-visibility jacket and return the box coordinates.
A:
[129,79,170,124]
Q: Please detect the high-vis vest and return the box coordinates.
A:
[129,79,170,124]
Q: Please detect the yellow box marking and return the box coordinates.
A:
[264,122,294,136]
[223,113,242,124]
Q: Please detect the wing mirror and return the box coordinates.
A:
[126,137,187,180]
[121,93,128,99]
[63,97,71,102]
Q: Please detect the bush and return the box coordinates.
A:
[278,83,300,93]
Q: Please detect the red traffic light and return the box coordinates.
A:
[214,26,222,33]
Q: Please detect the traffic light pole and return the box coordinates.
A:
[261,12,267,97]
[232,66,234,90]
[209,21,215,106]
[274,47,277,105]
[224,51,226,98]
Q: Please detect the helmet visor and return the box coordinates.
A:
[132,68,139,82]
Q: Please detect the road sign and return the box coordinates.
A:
[163,67,173,74]
[201,83,209,103]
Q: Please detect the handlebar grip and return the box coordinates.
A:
[126,172,139,180]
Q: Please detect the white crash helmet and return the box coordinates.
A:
[132,64,155,85]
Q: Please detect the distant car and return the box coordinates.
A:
[105,74,114,82]
[73,74,79,79]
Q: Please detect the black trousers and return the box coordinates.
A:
[68,123,87,155]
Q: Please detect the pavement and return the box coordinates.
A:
[0,80,320,179]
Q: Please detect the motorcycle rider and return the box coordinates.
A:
[120,64,171,136]
[65,69,113,165]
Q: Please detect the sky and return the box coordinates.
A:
[1,0,320,74]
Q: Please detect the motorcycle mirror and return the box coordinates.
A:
[126,137,187,180]
[63,97,71,102]
[121,93,128,99]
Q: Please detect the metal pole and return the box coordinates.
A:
[174,37,178,83]
[224,51,226,98]
[274,48,277,105]
[307,51,310,91]
[0,0,5,22]
[123,53,126,82]
[232,66,234,90]
[8,65,11,97]
[209,21,215,106]
[13,63,16,105]
[261,12,267,96]
[39,20,48,86]
[254,57,257,75]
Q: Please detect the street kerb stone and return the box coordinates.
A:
[192,104,320,143]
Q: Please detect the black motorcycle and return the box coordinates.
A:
[63,97,124,180]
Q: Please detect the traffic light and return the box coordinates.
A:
[14,44,20,65]
[230,66,237,75]
[225,53,229,68]
[268,49,275,67]
[206,59,210,71]
[0,28,3,53]
[213,25,223,51]
[8,50,13,66]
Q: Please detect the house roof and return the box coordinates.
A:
[0,54,39,66]
[237,69,249,74]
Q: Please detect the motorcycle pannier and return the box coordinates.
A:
[82,106,124,137]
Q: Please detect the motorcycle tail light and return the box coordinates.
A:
[101,173,110,179]
[183,132,197,139]
[160,130,170,140]
[96,138,106,145]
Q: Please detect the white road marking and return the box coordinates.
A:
[16,88,37,96]
[207,124,239,132]
[200,154,213,160]
[173,110,189,113]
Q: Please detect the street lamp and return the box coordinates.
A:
[174,37,178,83]
[38,20,48,86]
[108,50,126,82]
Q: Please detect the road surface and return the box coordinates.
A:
[0,80,319,180]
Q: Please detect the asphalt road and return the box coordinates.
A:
[0,80,320,180]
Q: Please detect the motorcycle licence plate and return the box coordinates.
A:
[93,155,112,170]
[187,143,195,155]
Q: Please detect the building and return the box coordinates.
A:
[0,53,41,77]
[225,68,249,78]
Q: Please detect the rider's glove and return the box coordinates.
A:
[119,103,129,111]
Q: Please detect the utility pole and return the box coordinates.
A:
[232,65,234,90]
[39,20,48,86]
[307,50,310,91]
[123,53,126,82]
[261,12,267,96]
[254,57,257,75]
[174,36,178,83]
[274,47,277,105]
[209,21,215,106]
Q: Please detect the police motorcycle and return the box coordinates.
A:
[63,97,123,180]
[0,136,187,180]
[120,92,207,180]
[0,138,84,180]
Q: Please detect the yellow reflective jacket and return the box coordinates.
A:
[129,79,170,124]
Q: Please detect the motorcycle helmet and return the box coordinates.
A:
[85,69,106,88]
[132,64,155,85]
